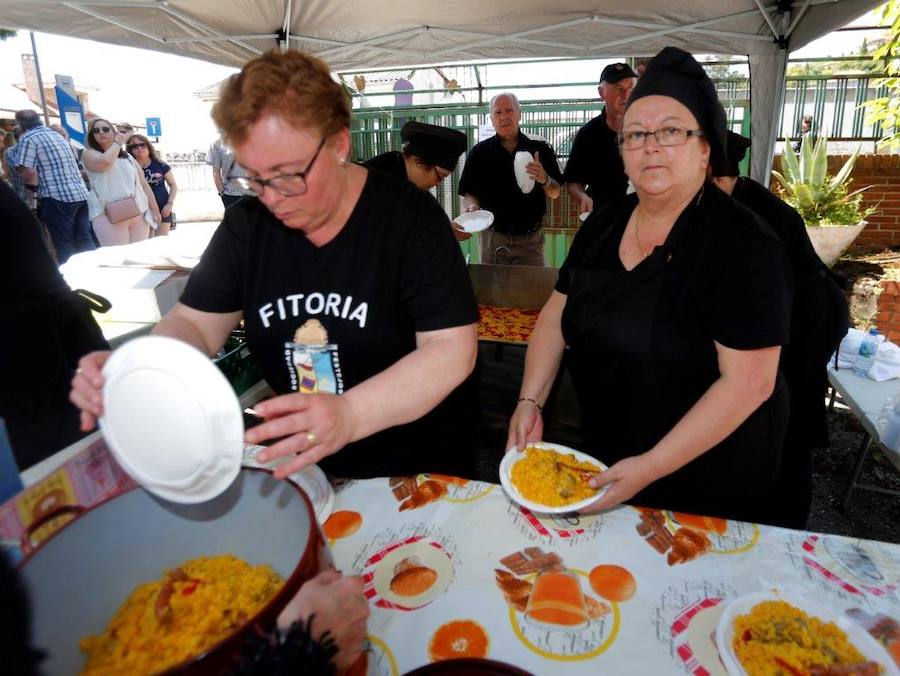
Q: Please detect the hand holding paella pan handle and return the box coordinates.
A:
[277,571,370,670]
[245,392,356,478]
[69,350,112,432]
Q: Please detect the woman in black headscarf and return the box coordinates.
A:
[507,47,793,523]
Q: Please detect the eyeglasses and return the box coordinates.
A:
[127,143,147,150]
[414,158,448,183]
[92,126,113,134]
[618,126,705,150]
[232,138,327,197]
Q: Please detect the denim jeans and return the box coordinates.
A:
[38,197,94,264]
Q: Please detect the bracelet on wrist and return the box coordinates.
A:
[538,177,549,186]
[517,397,543,413]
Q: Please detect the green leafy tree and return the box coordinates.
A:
[866,0,900,148]
[0,28,16,40]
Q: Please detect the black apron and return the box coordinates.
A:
[560,196,787,523]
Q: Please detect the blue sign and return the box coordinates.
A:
[145,117,162,137]
[54,86,86,146]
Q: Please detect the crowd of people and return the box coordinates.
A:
[4,44,850,674]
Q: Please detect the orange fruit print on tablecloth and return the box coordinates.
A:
[428,619,490,661]
[588,565,637,602]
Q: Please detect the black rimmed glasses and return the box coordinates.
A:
[92,125,113,134]
[231,137,327,197]
[414,158,447,183]
[618,126,705,150]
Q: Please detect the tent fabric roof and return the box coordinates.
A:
[0,0,883,181]
[0,1,881,71]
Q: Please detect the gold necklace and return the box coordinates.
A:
[634,208,649,258]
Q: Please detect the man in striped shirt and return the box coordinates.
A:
[14,109,93,263]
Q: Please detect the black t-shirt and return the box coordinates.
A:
[558,189,791,352]
[555,187,792,519]
[360,151,407,181]
[458,132,563,234]
[180,170,479,478]
[562,110,628,211]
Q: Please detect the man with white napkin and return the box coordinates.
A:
[458,92,562,266]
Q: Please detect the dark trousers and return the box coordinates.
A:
[38,198,94,264]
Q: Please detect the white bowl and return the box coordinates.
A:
[100,336,243,504]
[514,151,535,194]
[499,441,609,514]
[455,209,495,234]
[715,589,899,676]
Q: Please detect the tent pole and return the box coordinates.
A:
[29,32,51,126]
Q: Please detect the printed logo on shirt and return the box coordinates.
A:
[284,319,344,394]
[258,292,368,330]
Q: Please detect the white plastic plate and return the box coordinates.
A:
[242,445,336,524]
[715,589,899,676]
[100,336,243,504]
[499,441,609,514]
[514,151,535,194]
[455,209,495,234]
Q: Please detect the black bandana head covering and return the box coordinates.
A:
[719,130,752,177]
[401,121,468,172]
[627,46,728,175]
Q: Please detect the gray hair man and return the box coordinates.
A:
[457,92,563,266]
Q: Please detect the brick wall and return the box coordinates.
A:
[772,154,900,249]
[877,280,900,343]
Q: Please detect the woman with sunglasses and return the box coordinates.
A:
[507,47,792,525]
[71,51,478,481]
[82,118,161,245]
[127,134,177,236]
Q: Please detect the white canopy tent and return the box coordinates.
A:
[0,0,884,181]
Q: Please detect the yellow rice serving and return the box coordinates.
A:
[510,446,602,507]
[732,599,879,676]
[80,554,283,675]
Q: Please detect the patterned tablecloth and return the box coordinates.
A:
[478,305,539,345]
[325,475,900,675]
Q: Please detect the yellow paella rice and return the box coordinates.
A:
[732,599,878,676]
[80,554,283,675]
[510,446,601,507]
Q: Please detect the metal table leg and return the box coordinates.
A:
[842,433,874,510]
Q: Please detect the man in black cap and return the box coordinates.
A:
[563,62,637,216]
[362,120,467,192]
[713,131,849,529]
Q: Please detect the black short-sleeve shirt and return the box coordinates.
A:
[562,110,628,211]
[558,189,791,353]
[181,170,479,478]
[457,132,563,235]
[360,150,407,181]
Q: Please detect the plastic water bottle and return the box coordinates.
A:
[853,328,880,377]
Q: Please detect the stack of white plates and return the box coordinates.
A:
[242,445,336,524]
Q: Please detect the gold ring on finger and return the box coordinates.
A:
[306,431,317,445]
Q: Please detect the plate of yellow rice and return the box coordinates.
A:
[499,442,608,513]
[715,590,898,675]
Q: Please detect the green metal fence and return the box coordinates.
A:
[350,95,750,265]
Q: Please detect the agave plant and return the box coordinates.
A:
[772,134,874,226]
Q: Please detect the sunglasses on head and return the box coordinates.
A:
[92,125,113,134]
[128,142,147,150]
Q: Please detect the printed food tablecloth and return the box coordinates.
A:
[325,474,900,675]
